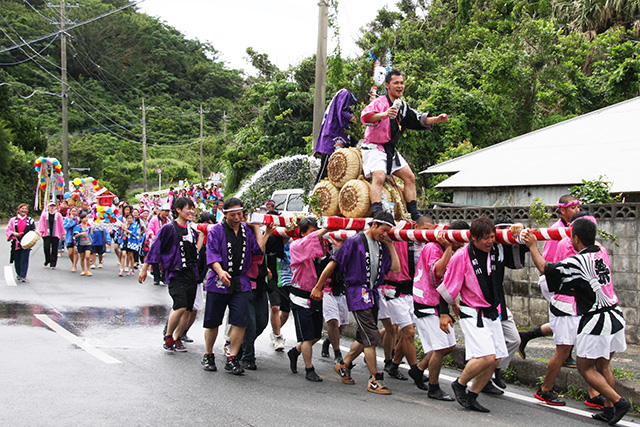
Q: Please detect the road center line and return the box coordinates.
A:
[4,265,17,286]
[338,345,635,426]
[34,314,122,364]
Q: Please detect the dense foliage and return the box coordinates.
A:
[1,0,639,218]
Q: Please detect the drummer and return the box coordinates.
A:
[5,203,37,282]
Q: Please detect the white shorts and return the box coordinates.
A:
[323,293,349,326]
[415,316,456,353]
[192,282,204,311]
[386,295,416,329]
[459,307,508,361]
[549,313,579,346]
[377,288,391,320]
[362,143,409,178]
[576,329,627,360]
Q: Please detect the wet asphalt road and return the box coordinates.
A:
[1,231,636,426]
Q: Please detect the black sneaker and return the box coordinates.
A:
[468,397,491,412]
[305,369,323,382]
[321,338,330,358]
[534,388,566,406]
[451,380,470,409]
[408,365,428,390]
[493,368,507,389]
[428,387,455,401]
[563,356,577,368]
[202,353,217,371]
[592,411,614,423]
[240,360,257,370]
[609,397,631,426]
[384,360,393,373]
[585,394,606,409]
[482,380,504,395]
[387,366,408,380]
[287,348,299,374]
[224,357,245,375]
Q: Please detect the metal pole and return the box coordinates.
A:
[60,0,69,189]
[158,172,161,192]
[311,0,328,151]
[142,98,147,192]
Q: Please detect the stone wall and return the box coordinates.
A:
[422,202,640,345]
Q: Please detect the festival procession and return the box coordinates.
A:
[4,68,635,426]
[2,1,640,426]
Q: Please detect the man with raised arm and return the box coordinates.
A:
[361,69,448,220]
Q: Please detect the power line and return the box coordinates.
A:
[0,81,60,98]
[0,1,144,55]
[0,31,59,65]
[22,0,56,23]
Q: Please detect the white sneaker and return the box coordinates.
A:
[98,263,103,269]
[275,335,286,351]
[90,264,96,269]
[269,331,277,347]
[119,269,123,277]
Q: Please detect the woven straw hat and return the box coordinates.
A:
[327,148,362,188]
[312,180,340,217]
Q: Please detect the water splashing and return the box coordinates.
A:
[236,155,320,199]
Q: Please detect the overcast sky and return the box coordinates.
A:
[137,0,399,74]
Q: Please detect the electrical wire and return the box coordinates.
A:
[0,1,145,55]
[2,4,206,146]
[22,0,55,24]
[0,31,59,65]
[0,81,60,98]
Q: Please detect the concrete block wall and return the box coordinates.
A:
[423,203,640,345]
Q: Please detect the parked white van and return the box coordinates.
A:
[270,189,309,215]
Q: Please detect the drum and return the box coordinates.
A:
[20,230,40,249]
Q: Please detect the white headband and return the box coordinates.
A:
[373,219,395,228]
[223,207,243,213]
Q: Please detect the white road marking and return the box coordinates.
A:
[338,344,635,426]
[4,265,17,286]
[34,314,122,364]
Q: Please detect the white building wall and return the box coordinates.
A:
[450,186,573,206]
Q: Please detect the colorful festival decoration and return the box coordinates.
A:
[64,176,102,203]
[94,204,120,225]
[34,156,64,210]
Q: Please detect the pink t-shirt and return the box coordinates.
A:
[361,96,391,145]
[413,242,445,306]
[290,230,325,293]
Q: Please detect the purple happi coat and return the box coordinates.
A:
[205,222,263,294]
[315,89,357,155]
[145,222,199,283]
[331,233,391,311]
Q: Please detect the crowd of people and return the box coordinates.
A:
[5,183,224,283]
[5,68,632,425]
[126,192,625,426]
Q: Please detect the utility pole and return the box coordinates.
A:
[199,104,209,182]
[49,0,78,189]
[223,111,227,139]
[311,0,329,151]
[141,98,147,192]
